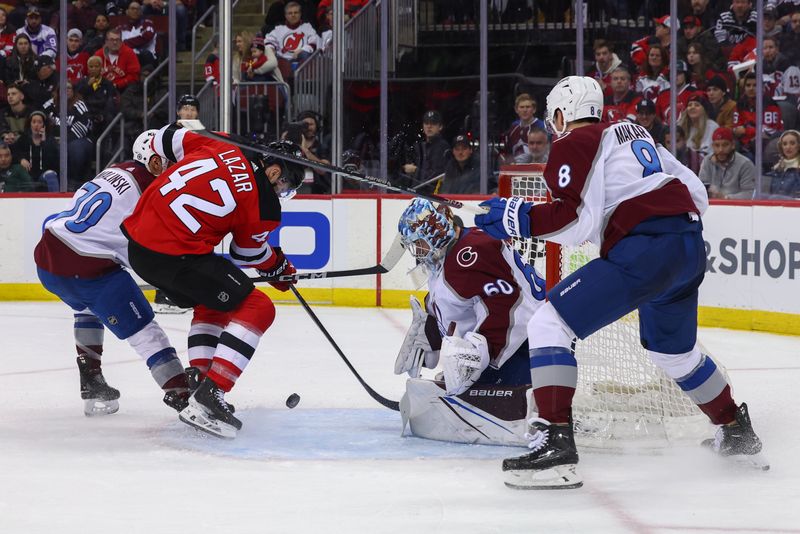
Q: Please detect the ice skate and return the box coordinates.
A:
[702,403,769,471]
[503,417,583,490]
[186,366,234,413]
[162,390,190,412]
[77,355,120,417]
[179,378,241,439]
[153,289,188,315]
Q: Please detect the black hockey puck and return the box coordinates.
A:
[285,393,300,409]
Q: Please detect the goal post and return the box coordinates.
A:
[498,164,711,449]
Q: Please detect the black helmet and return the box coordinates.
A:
[178,94,200,110]
[260,140,309,198]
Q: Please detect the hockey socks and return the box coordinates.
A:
[529,347,577,424]
[674,354,737,425]
[74,312,104,362]
[206,323,261,392]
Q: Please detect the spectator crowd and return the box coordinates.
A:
[3,0,799,200]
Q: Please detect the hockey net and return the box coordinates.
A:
[499,164,710,449]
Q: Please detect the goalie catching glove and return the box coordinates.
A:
[257,247,297,291]
[395,295,439,377]
[475,196,532,240]
[441,332,490,395]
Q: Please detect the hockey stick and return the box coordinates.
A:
[289,285,400,411]
[138,234,407,291]
[179,120,484,213]
[253,233,406,283]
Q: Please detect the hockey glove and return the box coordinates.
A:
[441,332,490,396]
[475,196,532,240]
[394,295,439,378]
[257,247,297,292]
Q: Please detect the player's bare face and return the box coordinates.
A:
[781,134,800,159]
[516,101,535,122]
[285,6,301,25]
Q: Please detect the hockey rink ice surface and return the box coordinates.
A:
[1,301,798,534]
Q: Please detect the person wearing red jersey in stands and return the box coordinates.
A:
[602,66,640,124]
[630,15,676,70]
[655,60,704,123]
[93,27,140,93]
[733,71,784,160]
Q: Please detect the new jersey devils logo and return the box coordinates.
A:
[456,246,478,268]
[282,32,304,54]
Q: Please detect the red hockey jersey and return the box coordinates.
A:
[122,125,282,271]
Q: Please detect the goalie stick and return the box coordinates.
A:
[178,120,484,213]
[139,234,407,291]
[289,285,400,411]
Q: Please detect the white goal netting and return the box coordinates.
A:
[499,165,710,449]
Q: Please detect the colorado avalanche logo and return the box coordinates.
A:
[456,246,478,268]
[282,32,304,54]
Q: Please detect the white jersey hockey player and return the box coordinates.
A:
[34,130,190,416]
[394,198,546,446]
[476,76,767,489]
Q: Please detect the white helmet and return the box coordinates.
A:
[132,129,165,171]
[545,76,603,136]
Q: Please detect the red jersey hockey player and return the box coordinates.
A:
[122,123,309,439]
[394,199,546,445]
[476,76,767,489]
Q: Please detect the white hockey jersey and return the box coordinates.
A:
[265,22,319,60]
[530,122,708,257]
[36,162,156,277]
[425,228,545,369]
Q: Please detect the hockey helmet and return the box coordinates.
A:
[178,94,200,110]
[545,76,603,136]
[259,140,311,201]
[398,198,456,268]
[132,129,167,174]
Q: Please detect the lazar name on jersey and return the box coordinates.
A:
[425,227,544,369]
[123,126,282,265]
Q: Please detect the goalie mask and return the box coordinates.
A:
[545,76,603,136]
[258,140,312,201]
[398,199,456,269]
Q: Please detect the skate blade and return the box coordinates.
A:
[728,452,770,471]
[504,464,583,490]
[178,405,237,439]
[83,398,120,417]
